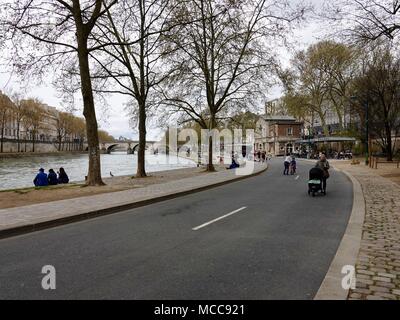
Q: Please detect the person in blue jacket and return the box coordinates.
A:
[48,169,58,185]
[227,155,240,169]
[33,168,49,187]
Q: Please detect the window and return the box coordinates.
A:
[287,127,293,136]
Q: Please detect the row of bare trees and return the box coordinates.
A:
[280,41,357,136]
[0,92,50,153]
[0,91,90,153]
[53,110,87,152]
[1,0,398,183]
[281,40,400,161]
[277,0,400,161]
[0,0,307,185]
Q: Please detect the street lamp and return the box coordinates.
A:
[364,100,369,165]
[350,96,369,165]
[307,125,311,159]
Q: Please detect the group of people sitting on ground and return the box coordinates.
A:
[283,154,297,175]
[33,167,69,187]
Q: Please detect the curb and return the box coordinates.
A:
[0,165,268,240]
[314,168,366,300]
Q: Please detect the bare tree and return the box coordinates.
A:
[0,92,14,153]
[282,41,359,134]
[281,42,332,136]
[324,0,400,42]
[0,0,119,185]
[89,0,179,177]
[322,41,359,130]
[20,98,46,152]
[159,0,306,171]
[71,116,87,151]
[352,46,400,161]
[10,93,26,152]
[54,111,73,151]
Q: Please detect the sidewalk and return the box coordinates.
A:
[333,162,400,300]
[0,163,267,238]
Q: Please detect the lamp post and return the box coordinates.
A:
[351,96,369,165]
[364,100,369,166]
[307,125,311,159]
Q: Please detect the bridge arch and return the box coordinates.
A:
[106,144,120,154]
[132,143,154,154]
[101,140,157,154]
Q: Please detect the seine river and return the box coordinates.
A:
[0,152,196,191]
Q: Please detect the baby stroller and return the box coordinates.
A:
[308,167,325,197]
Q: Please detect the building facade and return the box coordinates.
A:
[255,115,303,156]
[1,102,86,153]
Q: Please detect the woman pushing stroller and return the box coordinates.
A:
[315,153,330,194]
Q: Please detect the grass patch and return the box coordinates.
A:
[0,183,85,194]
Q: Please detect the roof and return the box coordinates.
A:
[263,115,297,121]
[295,137,357,143]
[271,121,303,125]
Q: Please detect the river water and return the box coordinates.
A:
[0,152,196,191]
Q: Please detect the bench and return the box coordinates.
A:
[370,156,400,169]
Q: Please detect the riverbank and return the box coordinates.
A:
[0,151,87,159]
[0,166,223,209]
[0,153,197,191]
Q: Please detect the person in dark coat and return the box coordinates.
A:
[227,156,240,169]
[33,168,49,187]
[290,156,297,175]
[58,167,69,184]
[48,169,58,185]
[315,153,330,193]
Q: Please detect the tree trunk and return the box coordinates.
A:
[17,123,20,152]
[334,106,344,131]
[319,114,329,137]
[77,33,104,186]
[136,99,147,177]
[0,115,5,153]
[385,122,393,161]
[207,115,216,172]
[136,3,147,178]
[0,127,3,153]
[207,134,216,172]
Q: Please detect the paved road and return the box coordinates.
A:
[0,158,353,299]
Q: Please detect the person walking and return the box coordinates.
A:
[290,156,297,175]
[33,168,49,187]
[315,153,330,194]
[283,154,291,175]
[261,151,266,163]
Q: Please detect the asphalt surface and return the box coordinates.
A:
[0,158,353,300]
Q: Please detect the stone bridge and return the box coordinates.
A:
[100,140,159,154]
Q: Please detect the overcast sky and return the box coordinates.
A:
[0,0,325,140]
